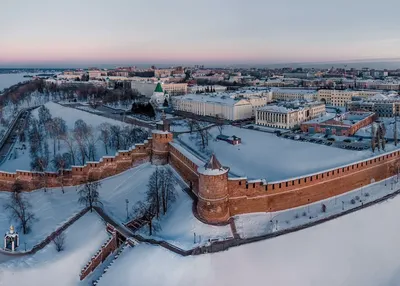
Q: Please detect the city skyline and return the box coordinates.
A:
[1,0,400,67]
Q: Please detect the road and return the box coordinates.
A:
[0,109,31,166]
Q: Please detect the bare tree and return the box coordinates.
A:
[4,182,36,234]
[110,125,122,150]
[62,134,77,166]
[215,115,224,135]
[147,168,161,219]
[53,117,67,151]
[98,122,111,155]
[53,232,66,252]
[53,153,71,193]
[131,201,161,236]
[160,168,177,215]
[78,178,103,212]
[371,123,376,153]
[74,119,92,165]
[395,115,398,147]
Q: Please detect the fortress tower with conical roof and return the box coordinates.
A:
[197,154,230,223]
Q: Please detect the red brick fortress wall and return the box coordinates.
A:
[0,139,152,192]
[227,150,400,218]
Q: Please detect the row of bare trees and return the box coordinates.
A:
[131,167,177,235]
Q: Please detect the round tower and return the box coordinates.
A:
[197,154,230,224]
[151,113,173,165]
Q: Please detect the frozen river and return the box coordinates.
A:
[0,73,33,92]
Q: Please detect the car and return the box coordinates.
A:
[294,135,300,140]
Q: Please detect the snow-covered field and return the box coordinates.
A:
[179,125,398,181]
[0,212,109,286]
[97,192,400,286]
[0,101,134,172]
[0,163,155,250]
[137,179,232,249]
[0,73,33,91]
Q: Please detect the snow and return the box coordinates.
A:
[234,175,400,238]
[0,163,156,250]
[169,142,204,167]
[137,183,232,250]
[97,192,400,286]
[356,117,399,139]
[0,212,109,286]
[178,125,391,181]
[0,101,133,172]
[197,166,228,176]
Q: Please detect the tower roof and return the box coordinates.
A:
[154,82,163,93]
[204,153,223,170]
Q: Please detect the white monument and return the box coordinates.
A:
[4,225,19,251]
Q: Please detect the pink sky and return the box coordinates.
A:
[1,0,400,66]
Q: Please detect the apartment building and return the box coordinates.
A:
[317,89,381,106]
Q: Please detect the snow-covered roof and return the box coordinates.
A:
[173,93,250,107]
[258,105,293,114]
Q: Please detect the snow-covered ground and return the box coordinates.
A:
[0,163,155,250]
[178,125,399,181]
[97,192,400,286]
[170,119,211,133]
[356,117,399,139]
[137,183,232,250]
[0,101,134,172]
[0,73,33,91]
[235,174,400,238]
[0,212,109,286]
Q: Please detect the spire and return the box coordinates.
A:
[154,82,163,93]
[204,153,223,170]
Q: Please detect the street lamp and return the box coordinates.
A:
[125,199,129,221]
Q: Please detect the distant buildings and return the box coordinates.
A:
[255,101,325,129]
[346,93,400,117]
[271,88,317,101]
[301,111,377,136]
[317,89,381,107]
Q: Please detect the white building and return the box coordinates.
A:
[172,94,255,121]
[256,101,326,129]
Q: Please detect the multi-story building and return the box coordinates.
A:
[317,89,381,106]
[346,93,400,117]
[172,94,256,121]
[271,88,317,101]
[154,69,173,78]
[256,101,325,129]
[162,83,188,95]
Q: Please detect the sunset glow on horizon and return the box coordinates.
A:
[1,0,400,66]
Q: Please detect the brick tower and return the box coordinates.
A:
[151,112,173,165]
[197,154,230,223]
